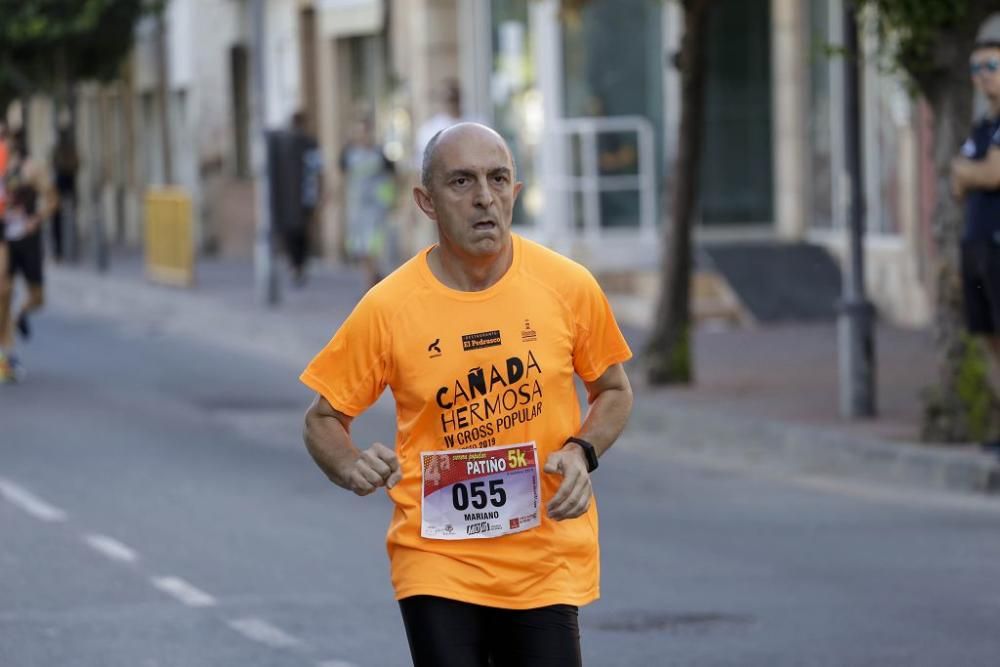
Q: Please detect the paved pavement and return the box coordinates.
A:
[36,250,1000,495]
[5,308,1000,666]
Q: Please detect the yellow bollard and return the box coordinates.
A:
[144,187,195,287]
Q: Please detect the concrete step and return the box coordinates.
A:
[601,268,753,330]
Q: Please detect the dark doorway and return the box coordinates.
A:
[699,0,773,225]
[229,45,250,179]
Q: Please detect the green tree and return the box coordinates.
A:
[0,0,153,109]
[861,0,1000,441]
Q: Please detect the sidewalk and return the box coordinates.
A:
[44,251,1000,496]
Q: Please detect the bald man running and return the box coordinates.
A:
[301,123,633,666]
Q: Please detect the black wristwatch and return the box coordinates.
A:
[565,436,599,473]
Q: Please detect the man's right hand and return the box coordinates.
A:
[304,396,402,495]
[345,442,402,496]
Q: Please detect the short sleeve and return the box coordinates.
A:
[300,295,391,416]
[570,269,633,382]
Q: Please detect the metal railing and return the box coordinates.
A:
[548,115,657,242]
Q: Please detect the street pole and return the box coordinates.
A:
[154,10,173,186]
[249,0,280,306]
[838,2,876,418]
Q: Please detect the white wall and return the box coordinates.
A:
[188,0,240,165]
[265,0,302,128]
[167,0,194,89]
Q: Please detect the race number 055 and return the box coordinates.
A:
[452,479,507,510]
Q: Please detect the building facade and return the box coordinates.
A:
[21,0,308,260]
[319,0,939,326]
[449,0,936,326]
[29,0,1000,328]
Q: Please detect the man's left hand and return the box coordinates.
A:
[544,444,592,520]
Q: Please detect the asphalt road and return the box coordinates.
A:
[3,308,1000,666]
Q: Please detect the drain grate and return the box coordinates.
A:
[592,611,754,633]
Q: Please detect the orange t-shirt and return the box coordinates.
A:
[300,234,632,609]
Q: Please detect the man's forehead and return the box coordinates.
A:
[972,47,1000,60]
[437,126,511,163]
[439,138,510,166]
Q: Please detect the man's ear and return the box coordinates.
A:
[413,186,437,221]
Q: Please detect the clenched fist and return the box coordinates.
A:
[346,442,402,496]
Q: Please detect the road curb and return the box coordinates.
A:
[627,399,1000,496]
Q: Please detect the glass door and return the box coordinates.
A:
[559,0,665,234]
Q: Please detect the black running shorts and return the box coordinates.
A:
[398,595,582,667]
[7,232,43,285]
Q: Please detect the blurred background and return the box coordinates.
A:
[5,2,1000,666]
[6,0,965,323]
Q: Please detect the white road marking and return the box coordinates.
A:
[83,533,139,564]
[227,617,303,649]
[317,661,360,667]
[150,576,217,608]
[0,478,67,522]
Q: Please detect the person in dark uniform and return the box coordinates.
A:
[951,39,1000,450]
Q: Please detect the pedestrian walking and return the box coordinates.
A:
[413,78,464,167]
[50,126,79,263]
[339,116,396,288]
[269,111,323,286]
[301,122,633,666]
[0,135,56,381]
[951,39,1000,452]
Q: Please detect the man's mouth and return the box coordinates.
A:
[473,220,497,230]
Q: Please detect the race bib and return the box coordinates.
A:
[421,442,541,540]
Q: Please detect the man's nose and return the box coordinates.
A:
[473,178,494,208]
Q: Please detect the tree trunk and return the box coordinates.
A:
[913,4,1000,442]
[154,9,173,185]
[646,0,712,385]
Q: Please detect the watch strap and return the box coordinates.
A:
[565,436,599,473]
